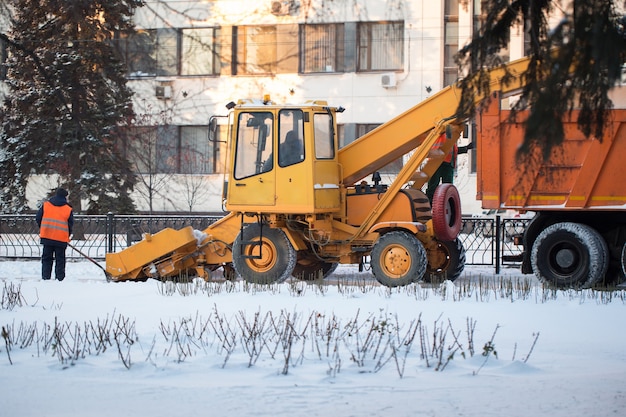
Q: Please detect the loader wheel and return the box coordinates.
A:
[424,238,466,283]
[531,222,608,289]
[370,231,426,287]
[293,259,338,281]
[233,224,296,284]
[431,184,462,241]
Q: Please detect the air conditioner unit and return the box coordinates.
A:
[381,73,397,88]
[271,0,294,16]
[155,85,172,99]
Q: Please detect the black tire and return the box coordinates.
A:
[232,223,296,284]
[603,263,626,288]
[601,242,626,287]
[293,259,338,281]
[370,231,427,287]
[531,222,608,289]
[622,243,626,278]
[424,238,466,283]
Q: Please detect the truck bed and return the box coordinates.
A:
[477,97,626,211]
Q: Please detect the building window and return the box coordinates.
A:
[234,25,297,75]
[444,0,459,87]
[117,27,221,77]
[357,21,404,71]
[127,125,177,174]
[469,122,477,174]
[235,25,276,75]
[300,24,344,73]
[126,125,216,175]
[337,124,346,148]
[443,21,459,86]
[118,28,179,77]
[473,0,509,62]
[181,28,220,76]
[356,124,381,137]
[180,126,214,174]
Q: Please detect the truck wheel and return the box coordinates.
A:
[431,184,462,241]
[232,223,296,284]
[293,260,338,281]
[531,222,608,289]
[620,242,626,280]
[424,238,466,283]
[600,243,626,287]
[371,231,427,287]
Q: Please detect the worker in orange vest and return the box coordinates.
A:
[425,133,474,202]
[36,188,74,281]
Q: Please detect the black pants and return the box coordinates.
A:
[42,245,67,281]
[426,162,455,203]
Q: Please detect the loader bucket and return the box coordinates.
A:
[105,226,199,281]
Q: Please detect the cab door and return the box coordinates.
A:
[312,112,341,211]
[274,109,311,212]
[227,111,276,207]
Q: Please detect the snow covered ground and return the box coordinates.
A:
[1,260,625,417]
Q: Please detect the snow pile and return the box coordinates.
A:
[1,261,625,417]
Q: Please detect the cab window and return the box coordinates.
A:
[234,112,273,179]
[278,109,304,167]
[314,113,334,159]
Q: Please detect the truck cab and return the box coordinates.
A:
[226,99,343,215]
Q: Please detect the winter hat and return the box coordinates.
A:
[56,188,69,198]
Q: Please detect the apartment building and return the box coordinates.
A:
[7,1,598,213]
[115,0,533,213]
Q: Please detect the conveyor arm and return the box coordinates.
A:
[338,56,531,186]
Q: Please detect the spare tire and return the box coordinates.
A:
[431,183,462,241]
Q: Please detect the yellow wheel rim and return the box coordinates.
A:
[381,244,411,278]
[245,238,277,273]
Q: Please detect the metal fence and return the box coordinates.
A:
[0,214,221,260]
[0,214,530,270]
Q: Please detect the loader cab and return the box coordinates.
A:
[225,99,342,214]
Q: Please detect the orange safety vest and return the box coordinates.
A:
[434,134,458,166]
[40,201,72,243]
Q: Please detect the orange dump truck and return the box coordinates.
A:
[477,94,626,287]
